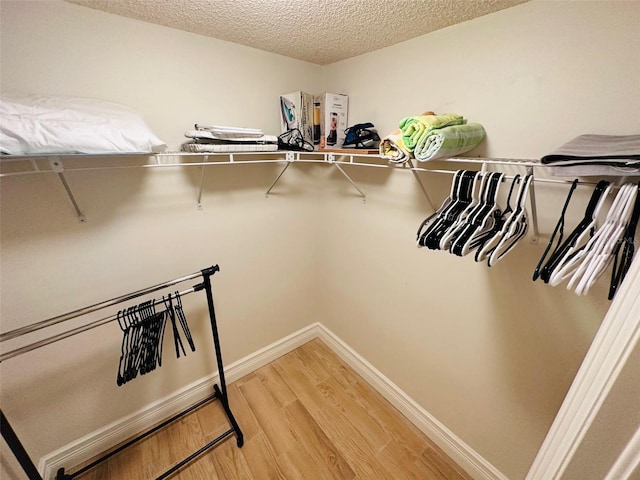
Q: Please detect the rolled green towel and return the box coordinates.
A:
[399,114,466,152]
[414,123,486,162]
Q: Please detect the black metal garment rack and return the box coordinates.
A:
[0,265,243,480]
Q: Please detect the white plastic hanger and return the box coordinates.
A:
[550,183,631,288]
[546,182,612,286]
[537,180,610,283]
[418,170,474,249]
[532,179,579,281]
[475,175,521,263]
[417,170,464,247]
[487,174,533,267]
[450,172,504,257]
[608,183,640,300]
[439,171,486,251]
[426,170,479,250]
[572,183,637,295]
[564,183,634,290]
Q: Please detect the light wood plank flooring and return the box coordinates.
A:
[75,339,472,480]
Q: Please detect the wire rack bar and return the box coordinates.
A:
[0,152,628,229]
[0,270,204,343]
[0,287,196,362]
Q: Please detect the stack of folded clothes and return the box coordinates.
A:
[541,134,640,177]
[379,112,486,164]
[181,124,279,153]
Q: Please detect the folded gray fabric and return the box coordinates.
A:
[550,164,640,177]
[541,134,640,166]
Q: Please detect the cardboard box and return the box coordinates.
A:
[315,93,349,148]
[279,91,314,146]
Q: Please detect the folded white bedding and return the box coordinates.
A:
[0,93,167,155]
[193,124,264,139]
[181,143,279,153]
[185,130,278,144]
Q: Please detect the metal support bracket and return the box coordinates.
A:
[527,166,539,243]
[196,155,209,210]
[49,158,86,223]
[407,162,435,212]
[333,164,366,203]
[265,161,292,197]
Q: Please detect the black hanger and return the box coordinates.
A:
[163,294,186,359]
[432,170,479,250]
[538,180,609,283]
[137,301,149,375]
[450,171,504,256]
[139,300,158,375]
[126,305,141,382]
[532,179,579,281]
[116,309,128,386]
[423,170,472,248]
[439,170,488,252]
[474,174,521,262]
[421,170,477,250]
[417,170,465,246]
[446,172,491,254]
[175,291,196,353]
[122,306,134,383]
[486,174,533,267]
[136,304,148,379]
[116,298,171,386]
[151,302,166,370]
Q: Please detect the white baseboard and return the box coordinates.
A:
[315,324,508,480]
[39,323,317,479]
[40,322,505,480]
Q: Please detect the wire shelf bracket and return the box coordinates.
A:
[49,158,86,223]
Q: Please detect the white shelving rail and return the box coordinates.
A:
[0,150,612,240]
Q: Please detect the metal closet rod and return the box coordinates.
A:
[0,157,339,178]
[0,268,213,343]
[0,286,197,363]
[0,158,291,177]
[0,152,538,177]
[332,159,605,187]
[0,151,620,179]
[1,152,603,226]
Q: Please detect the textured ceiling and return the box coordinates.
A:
[65,0,528,65]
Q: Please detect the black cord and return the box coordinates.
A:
[277,128,314,152]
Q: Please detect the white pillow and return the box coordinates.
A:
[0,93,167,155]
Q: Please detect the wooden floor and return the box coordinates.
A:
[75,339,472,480]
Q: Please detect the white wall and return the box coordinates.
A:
[1,1,639,480]
[0,0,323,475]
[0,0,322,150]
[324,0,640,159]
[319,1,639,479]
